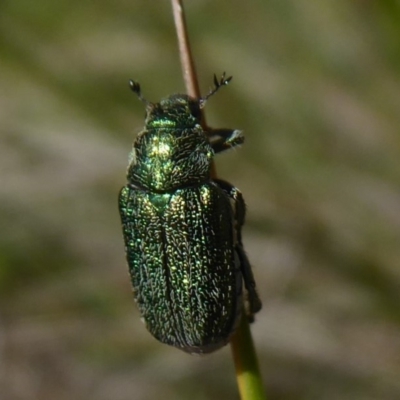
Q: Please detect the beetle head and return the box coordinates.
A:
[145,95,202,129]
[129,73,232,130]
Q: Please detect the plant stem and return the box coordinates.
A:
[170,1,266,399]
[171,0,200,99]
[171,0,215,175]
[230,315,266,400]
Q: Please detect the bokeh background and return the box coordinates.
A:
[1,1,400,399]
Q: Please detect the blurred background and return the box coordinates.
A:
[1,1,400,399]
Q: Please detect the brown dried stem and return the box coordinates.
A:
[170,1,266,399]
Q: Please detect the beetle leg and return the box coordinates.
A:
[208,129,244,154]
[213,179,262,320]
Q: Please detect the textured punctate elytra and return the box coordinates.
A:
[119,73,261,354]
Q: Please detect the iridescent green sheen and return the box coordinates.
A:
[119,184,240,353]
[119,77,261,354]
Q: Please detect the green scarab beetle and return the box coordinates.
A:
[119,73,261,354]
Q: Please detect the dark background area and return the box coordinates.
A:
[1,1,400,399]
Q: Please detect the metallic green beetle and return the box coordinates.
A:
[119,73,261,354]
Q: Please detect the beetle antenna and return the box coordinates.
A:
[199,72,232,108]
[129,80,151,106]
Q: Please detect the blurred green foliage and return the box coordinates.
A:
[1,1,400,399]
